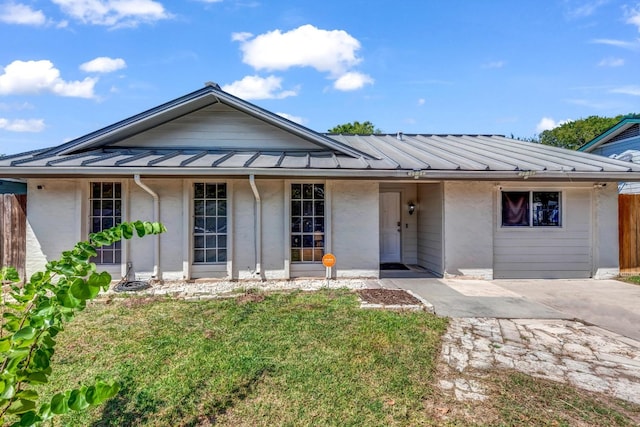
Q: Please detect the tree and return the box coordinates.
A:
[328,121,381,135]
[0,221,165,426]
[538,115,630,150]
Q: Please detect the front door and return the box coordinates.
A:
[380,192,401,262]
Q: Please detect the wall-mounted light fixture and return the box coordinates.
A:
[408,201,416,215]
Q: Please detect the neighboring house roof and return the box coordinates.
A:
[1,84,640,181]
[579,117,640,153]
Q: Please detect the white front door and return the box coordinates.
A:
[380,192,401,262]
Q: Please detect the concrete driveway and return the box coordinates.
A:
[380,277,640,341]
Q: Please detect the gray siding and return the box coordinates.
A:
[113,103,321,150]
[591,135,640,157]
[417,183,443,275]
[494,188,592,279]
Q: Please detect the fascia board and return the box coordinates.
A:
[5,167,640,182]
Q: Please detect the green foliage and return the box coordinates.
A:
[0,221,165,426]
[538,114,631,150]
[328,121,381,135]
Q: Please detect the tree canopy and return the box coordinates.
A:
[538,115,629,150]
[328,121,381,135]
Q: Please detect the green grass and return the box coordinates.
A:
[37,289,640,426]
[618,275,640,286]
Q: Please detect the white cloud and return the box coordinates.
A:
[231,31,252,42]
[591,38,640,50]
[221,75,298,100]
[0,2,46,25]
[598,57,625,67]
[80,57,126,73]
[565,0,609,19]
[536,117,571,133]
[481,60,506,69]
[276,112,306,125]
[610,85,640,96]
[51,0,171,28]
[333,71,373,91]
[0,60,97,98]
[235,24,362,76]
[0,118,45,132]
[417,98,425,106]
[625,4,640,31]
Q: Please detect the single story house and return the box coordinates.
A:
[579,117,640,193]
[1,83,640,281]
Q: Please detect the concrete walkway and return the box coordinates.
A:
[379,277,640,341]
[378,277,640,405]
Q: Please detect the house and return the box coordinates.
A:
[1,83,639,281]
[0,179,26,194]
[579,117,640,193]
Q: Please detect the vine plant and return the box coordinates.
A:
[0,221,166,426]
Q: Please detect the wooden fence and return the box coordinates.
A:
[0,194,27,279]
[619,194,640,275]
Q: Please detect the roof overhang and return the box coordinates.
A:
[579,118,640,152]
[5,167,640,182]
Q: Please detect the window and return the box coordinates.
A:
[291,183,324,262]
[193,183,227,263]
[501,191,561,227]
[90,182,122,264]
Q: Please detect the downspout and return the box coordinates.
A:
[249,175,263,279]
[134,174,160,279]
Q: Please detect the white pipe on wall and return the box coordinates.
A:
[134,174,160,278]
[249,174,262,278]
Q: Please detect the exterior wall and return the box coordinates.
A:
[25,176,380,282]
[494,183,593,279]
[259,179,287,280]
[331,180,379,278]
[127,178,184,280]
[25,179,82,278]
[443,181,494,279]
[113,104,319,151]
[417,183,443,275]
[593,184,619,278]
[379,183,418,265]
[591,135,640,157]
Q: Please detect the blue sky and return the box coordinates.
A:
[0,0,639,155]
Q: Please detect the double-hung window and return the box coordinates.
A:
[90,182,122,264]
[291,183,325,262]
[193,183,227,263]
[501,191,561,227]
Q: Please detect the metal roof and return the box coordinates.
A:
[2,84,640,181]
[2,133,640,181]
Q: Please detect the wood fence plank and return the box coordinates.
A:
[0,194,27,279]
[619,194,640,275]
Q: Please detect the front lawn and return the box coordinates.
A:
[37,289,640,426]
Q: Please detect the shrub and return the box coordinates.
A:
[0,221,165,426]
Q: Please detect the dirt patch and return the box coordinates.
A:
[236,292,266,305]
[356,288,422,305]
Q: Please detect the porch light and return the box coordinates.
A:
[408,201,416,215]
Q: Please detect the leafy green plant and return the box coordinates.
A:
[0,221,165,426]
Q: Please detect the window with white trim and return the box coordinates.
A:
[291,183,325,262]
[501,191,561,227]
[90,182,122,264]
[193,183,227,263]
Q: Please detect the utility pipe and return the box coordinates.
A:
[249,174,262,278]
[134,174,160,278]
